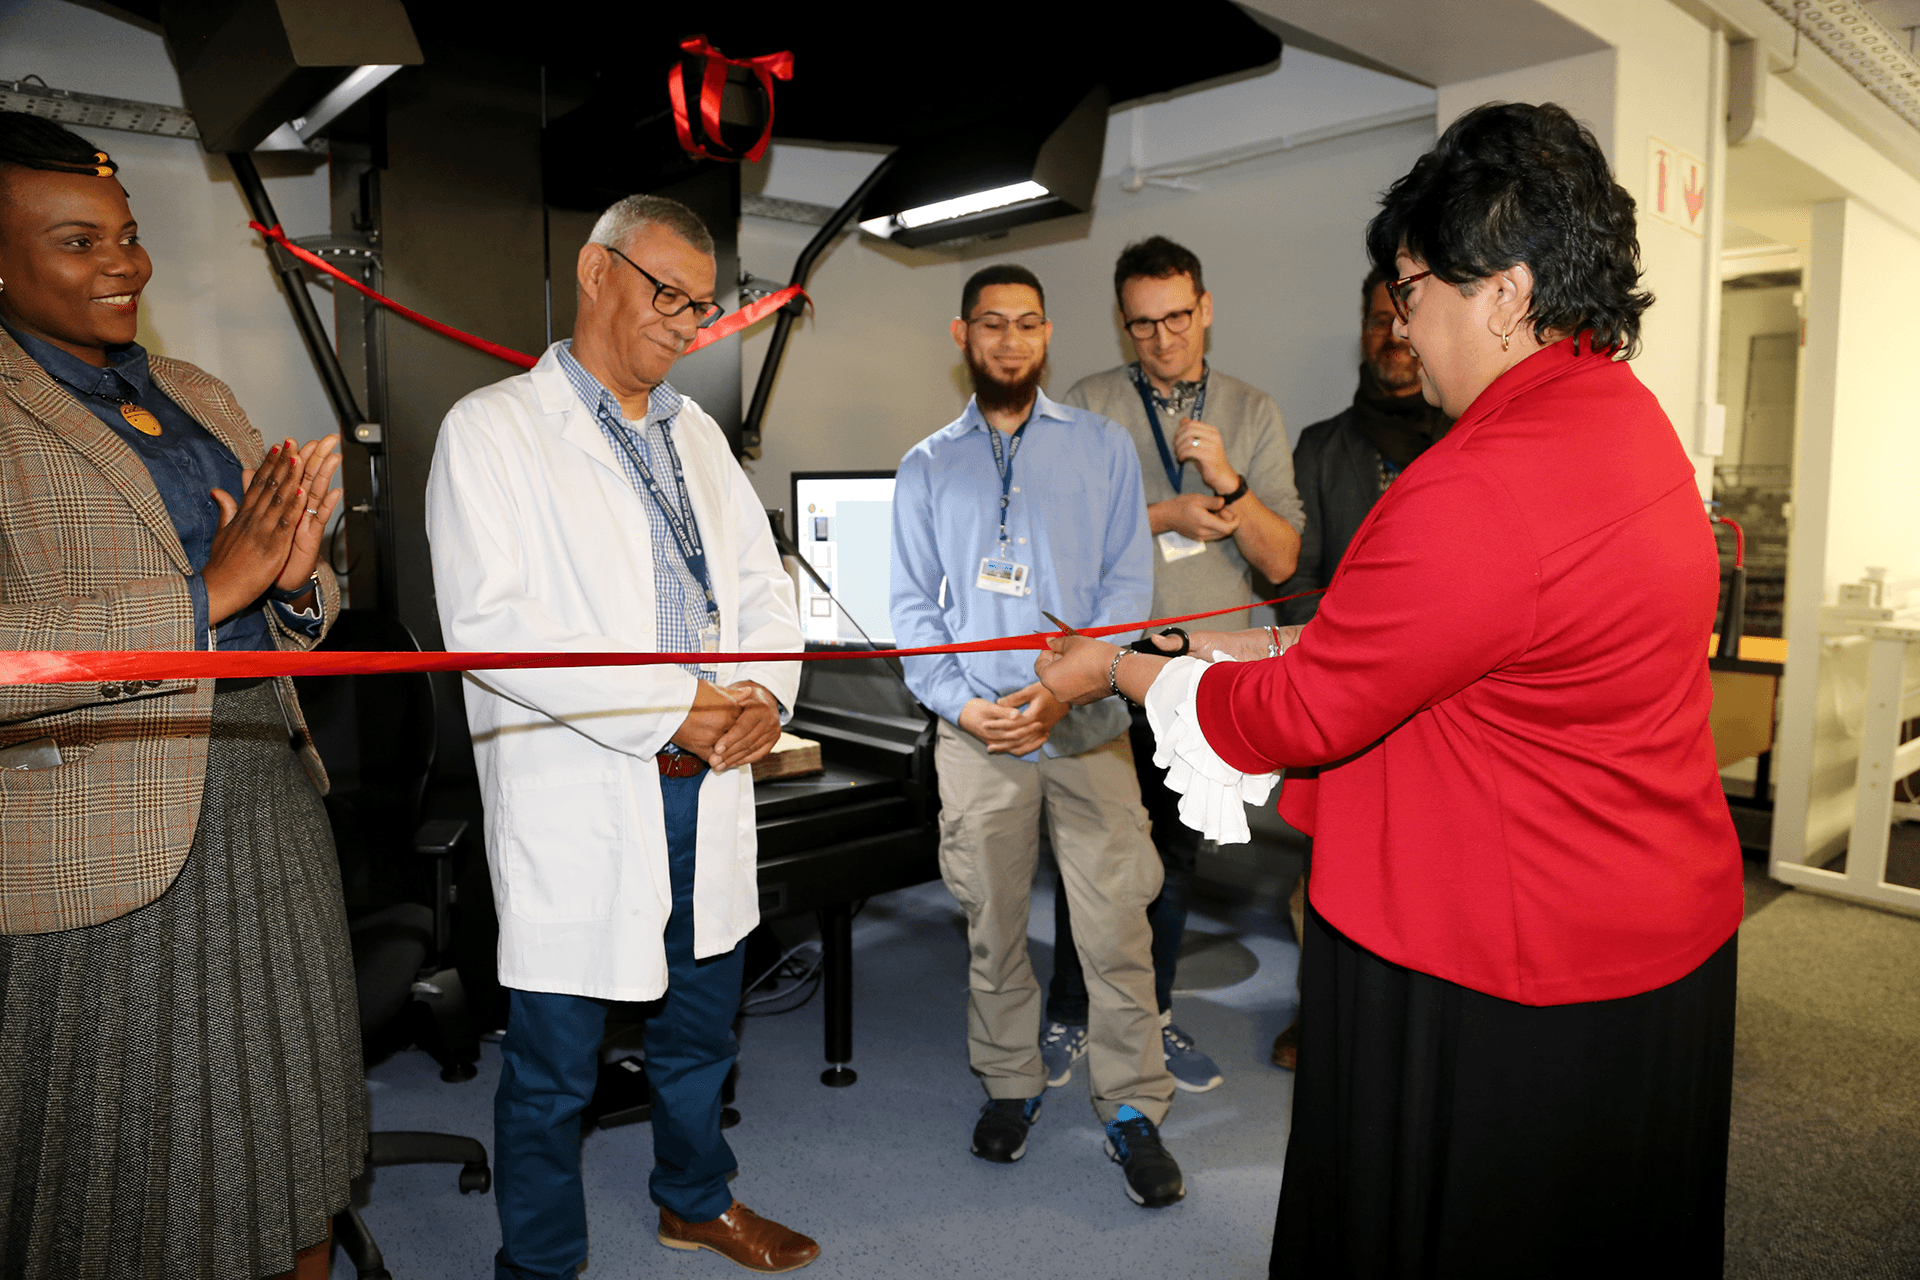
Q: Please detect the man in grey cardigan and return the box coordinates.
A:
[1041,236,1304,1093]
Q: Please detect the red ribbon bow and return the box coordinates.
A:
[667,35,793,164]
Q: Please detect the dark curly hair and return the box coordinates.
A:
[1365,102,1651,357]
[1113,235,1204,300]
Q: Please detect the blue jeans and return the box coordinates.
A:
[1047,707,1198,1023]
[493,772,746,1280]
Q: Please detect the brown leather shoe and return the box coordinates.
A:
[1270,1018,1300,1071]
[658,1201,820,1273]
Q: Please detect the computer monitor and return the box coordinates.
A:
[790,470,898,646]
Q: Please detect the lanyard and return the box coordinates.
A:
[1130,368,1209,494]
[603,410,718,622]
[985,413,1031,551]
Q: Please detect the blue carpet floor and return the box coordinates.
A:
[334,867,1303,1279]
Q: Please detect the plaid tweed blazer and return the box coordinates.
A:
[0,325,338,935]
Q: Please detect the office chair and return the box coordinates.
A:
[294,609,491,1280]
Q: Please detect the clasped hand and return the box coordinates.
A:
[202,435,344,625]
[959,681,1069,755]
[1154,419,1244,544]
[671,679,782,771]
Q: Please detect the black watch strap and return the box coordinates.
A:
[1217,475,1250,506]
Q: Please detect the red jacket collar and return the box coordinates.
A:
[1446,335,1616,437]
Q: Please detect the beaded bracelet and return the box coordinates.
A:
[1107,648,1132,703]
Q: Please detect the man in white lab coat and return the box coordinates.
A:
[425,195,815,1278]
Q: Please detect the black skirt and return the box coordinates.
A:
[0,681,365,1280]
[1273,904,1736,1279]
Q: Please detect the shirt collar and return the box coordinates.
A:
[0,314,148,399]
[956,385,1070,436]
[1129,359,1207,411]
[555,339,682,429]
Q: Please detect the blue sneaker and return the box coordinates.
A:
[1161,1018,1223,1093]
[1103,1105,1184,1207]
[1039,1019,1088,1087]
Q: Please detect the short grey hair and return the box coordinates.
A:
[588,194,714,257]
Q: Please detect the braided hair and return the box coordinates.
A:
[0,110,119,180]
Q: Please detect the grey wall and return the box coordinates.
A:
[734,117,1438,516]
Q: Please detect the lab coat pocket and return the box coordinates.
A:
[498,770,628,922]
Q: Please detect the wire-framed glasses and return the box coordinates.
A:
[967,313,1048,337]
[604,245,726,328]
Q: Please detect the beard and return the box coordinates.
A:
[1366,341,1423,395]
[967,346,1048,414]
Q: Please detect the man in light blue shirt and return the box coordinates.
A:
[890,264,1182,1208]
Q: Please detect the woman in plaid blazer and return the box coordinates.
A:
[0,115,364,1279]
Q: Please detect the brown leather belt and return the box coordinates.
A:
[656,751,707,779]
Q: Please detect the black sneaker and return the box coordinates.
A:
[971,1096,1042,1163]
[1103,1105,1185,1206]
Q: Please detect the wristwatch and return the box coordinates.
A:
[1217,474,1250,505]
[267,570,322,607]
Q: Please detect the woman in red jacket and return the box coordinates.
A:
[1037,102,1742,1278]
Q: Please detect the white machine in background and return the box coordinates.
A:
[790,471,897,648]
[1772,568,1920,915]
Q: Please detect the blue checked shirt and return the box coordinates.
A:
[556,342,716,682]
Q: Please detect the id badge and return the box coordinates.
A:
[976,557,1030,597]
[1157,530,1208,562]
[700,623,721,654]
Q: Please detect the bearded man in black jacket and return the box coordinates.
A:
[1276,269,1454,628]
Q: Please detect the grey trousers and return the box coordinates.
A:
[934,720,1176,1124]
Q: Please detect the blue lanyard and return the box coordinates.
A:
[603,411,717,623]
[985,415,1030,550]
[1130,367,1209,494]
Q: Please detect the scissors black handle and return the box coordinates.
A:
[1129,627,1189,657]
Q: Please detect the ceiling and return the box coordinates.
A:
[1237,0,1609,86]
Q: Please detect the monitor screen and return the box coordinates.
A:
[790,470,897,646]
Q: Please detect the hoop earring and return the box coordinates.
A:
[1501,325,1513,352]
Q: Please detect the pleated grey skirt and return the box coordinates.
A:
[0,681,366,1280]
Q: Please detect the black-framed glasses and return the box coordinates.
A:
[604,245,726,329]
[1123,307,1196,341]
[1385,270,1432,324]
[966,312,1048,338]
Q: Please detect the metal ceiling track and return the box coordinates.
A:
[0,77,199,139]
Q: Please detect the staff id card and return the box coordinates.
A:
[977,556,1031,597]
[1157,530,1208,562]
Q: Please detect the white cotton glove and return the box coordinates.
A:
[1142,653,1279,845]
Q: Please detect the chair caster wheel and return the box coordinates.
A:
[459,1162,491,1194]
[720,1107,741,1130]
[441,1062,478,1083]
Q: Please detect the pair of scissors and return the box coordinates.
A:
[1042,611,1192,658]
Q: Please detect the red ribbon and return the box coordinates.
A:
[248,222,802,370]
[0,594,1319,685]
[667,36,793,164]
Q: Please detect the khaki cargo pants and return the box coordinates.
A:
[934,720,1175,1124]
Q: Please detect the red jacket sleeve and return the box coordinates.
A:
[1198,456,1540,772]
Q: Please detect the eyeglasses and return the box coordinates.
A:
[604,245,726,329]
[1385,270,1432,324]
[967,313,1048,337]
[1123,307,1196,341]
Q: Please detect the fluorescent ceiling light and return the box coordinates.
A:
[860,180,1048,237]
[258,64,403,151]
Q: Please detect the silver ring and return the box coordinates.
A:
[305,507,318,516]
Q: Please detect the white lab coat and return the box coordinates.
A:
[424,345,802,1002]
